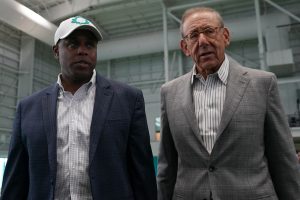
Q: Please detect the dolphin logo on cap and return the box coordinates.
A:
[71,16,91,25]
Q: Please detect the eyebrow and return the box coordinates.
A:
[191,26,215,30]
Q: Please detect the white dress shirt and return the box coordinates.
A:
[191,55,229,153]
[54,70,96,200]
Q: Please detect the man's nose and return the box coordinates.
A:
[197,33,210,46]
[77,45,88,55]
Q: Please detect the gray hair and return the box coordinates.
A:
[180,7,224,37]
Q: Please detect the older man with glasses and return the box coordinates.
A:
[157,6,300,200]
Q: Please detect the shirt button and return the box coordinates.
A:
[209,166,216,172]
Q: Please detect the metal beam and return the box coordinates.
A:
[40,0,125,22]
[80,0,161,16]
[0,128,11,132]
[254,0,267,70]
[167,11,181,24]
[18,35,35,100]
[264,0,300,23]
[162,3,169,82]
[168,0,224,12]
[0,0,56,46]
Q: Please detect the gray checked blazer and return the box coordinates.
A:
[157,56,300,200]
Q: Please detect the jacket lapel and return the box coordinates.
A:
[42,84,59,183]
[89,74,113,163]
[216,58,250,138]
[180,72,206,147]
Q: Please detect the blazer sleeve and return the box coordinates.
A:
[1,102,29,200]
[264,75,300,199]
[157,86,178,200]
[127,90,157,200]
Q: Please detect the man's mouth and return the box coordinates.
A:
[74,60,91,67]
[200,52,213,57]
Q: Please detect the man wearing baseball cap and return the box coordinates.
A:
[1,16,157,200]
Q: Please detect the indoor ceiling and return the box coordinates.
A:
[13,0,300,41]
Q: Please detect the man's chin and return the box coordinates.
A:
[197,61,220,72]
[73,72,93,83]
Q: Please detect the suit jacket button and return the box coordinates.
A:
[209,166,216,172]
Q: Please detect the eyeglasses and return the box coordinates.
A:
[183,26,223,42]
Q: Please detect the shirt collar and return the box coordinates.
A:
[191,54,229,85]
[57,69,96,94]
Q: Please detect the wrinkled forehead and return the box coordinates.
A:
[182,12,221,32]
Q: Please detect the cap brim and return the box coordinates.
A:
[54,24,103,45]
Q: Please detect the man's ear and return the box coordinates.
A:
[180,39,191,56]
[223,27,230,47]
[52,45,59,59]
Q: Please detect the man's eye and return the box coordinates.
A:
[189,32,199,39]
[68,43,77,48]
[204,28,215,34]
[86,43,96,48]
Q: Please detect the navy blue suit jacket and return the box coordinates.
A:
[1,74,157,200]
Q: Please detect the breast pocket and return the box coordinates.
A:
[233,102,265,122]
